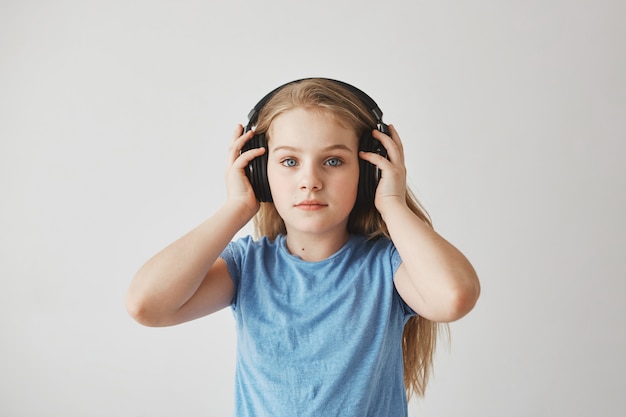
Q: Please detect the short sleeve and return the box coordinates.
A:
[388,242,417,318]
[220,236,253,310]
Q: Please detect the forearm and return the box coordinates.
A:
[126,202,253,322]
[382,199,480,321]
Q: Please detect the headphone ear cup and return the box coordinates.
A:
[357,124,389,204]
[241,132,273,202]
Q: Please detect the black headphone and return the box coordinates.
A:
[241,78,389,203]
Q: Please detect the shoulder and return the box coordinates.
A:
[221,235,285,277]
[221,235,282,301]
[223,235,281,258]
[352,235,401,268]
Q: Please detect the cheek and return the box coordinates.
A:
[266,164,286,198]
[333,168,360,206]
[343,166,361,191]
[266,163,279,186]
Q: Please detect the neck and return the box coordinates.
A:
[285,230,350,262]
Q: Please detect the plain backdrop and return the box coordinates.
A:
[1,1,624,416]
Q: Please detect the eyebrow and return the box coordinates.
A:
[270,144,355,153]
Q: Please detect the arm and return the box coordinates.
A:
[125,126,265,327]
[360,125,480,323]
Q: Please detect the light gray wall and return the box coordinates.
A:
[1,1,624,416]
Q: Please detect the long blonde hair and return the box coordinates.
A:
[251,78,445,398]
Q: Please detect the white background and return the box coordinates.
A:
[1,1,624,416]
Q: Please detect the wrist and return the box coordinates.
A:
[222,199,259,226]
[376,195,407,219]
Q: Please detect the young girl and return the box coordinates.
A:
[126,78,480,416]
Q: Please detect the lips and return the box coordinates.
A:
[295,200,328,210]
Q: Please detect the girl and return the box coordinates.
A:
[126,78,480,416]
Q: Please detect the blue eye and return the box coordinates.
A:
[325,158,343,167]
[281,158,298,167]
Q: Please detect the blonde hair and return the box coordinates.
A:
[251,78,445,398]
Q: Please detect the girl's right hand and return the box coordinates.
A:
[224,124,266,217]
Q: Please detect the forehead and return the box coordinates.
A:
[268,107,359,149]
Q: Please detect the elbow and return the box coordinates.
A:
[441,276,481,323]
[125,291,165,327]
[125,292,150,326]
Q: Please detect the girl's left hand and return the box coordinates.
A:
[359,124,408,213]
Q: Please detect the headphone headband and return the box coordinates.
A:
[246,78,384,129]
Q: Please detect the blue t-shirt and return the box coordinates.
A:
[221,234,415,417]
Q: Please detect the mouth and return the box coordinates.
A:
[295,200,328,210]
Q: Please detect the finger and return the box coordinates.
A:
[232,124,244,139]
[387,124,404,151]
[373,126,404,164]
[233,146,266,169]
[388,124,405,163]
[359,150,392,170]
[228,128,255,164]
[380,124,404,151]
[230,126,253,147]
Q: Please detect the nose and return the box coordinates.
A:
[299,164,323,192]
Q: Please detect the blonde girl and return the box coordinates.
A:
[127,78,480,417]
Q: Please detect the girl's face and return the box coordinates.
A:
[266,107,360,239]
